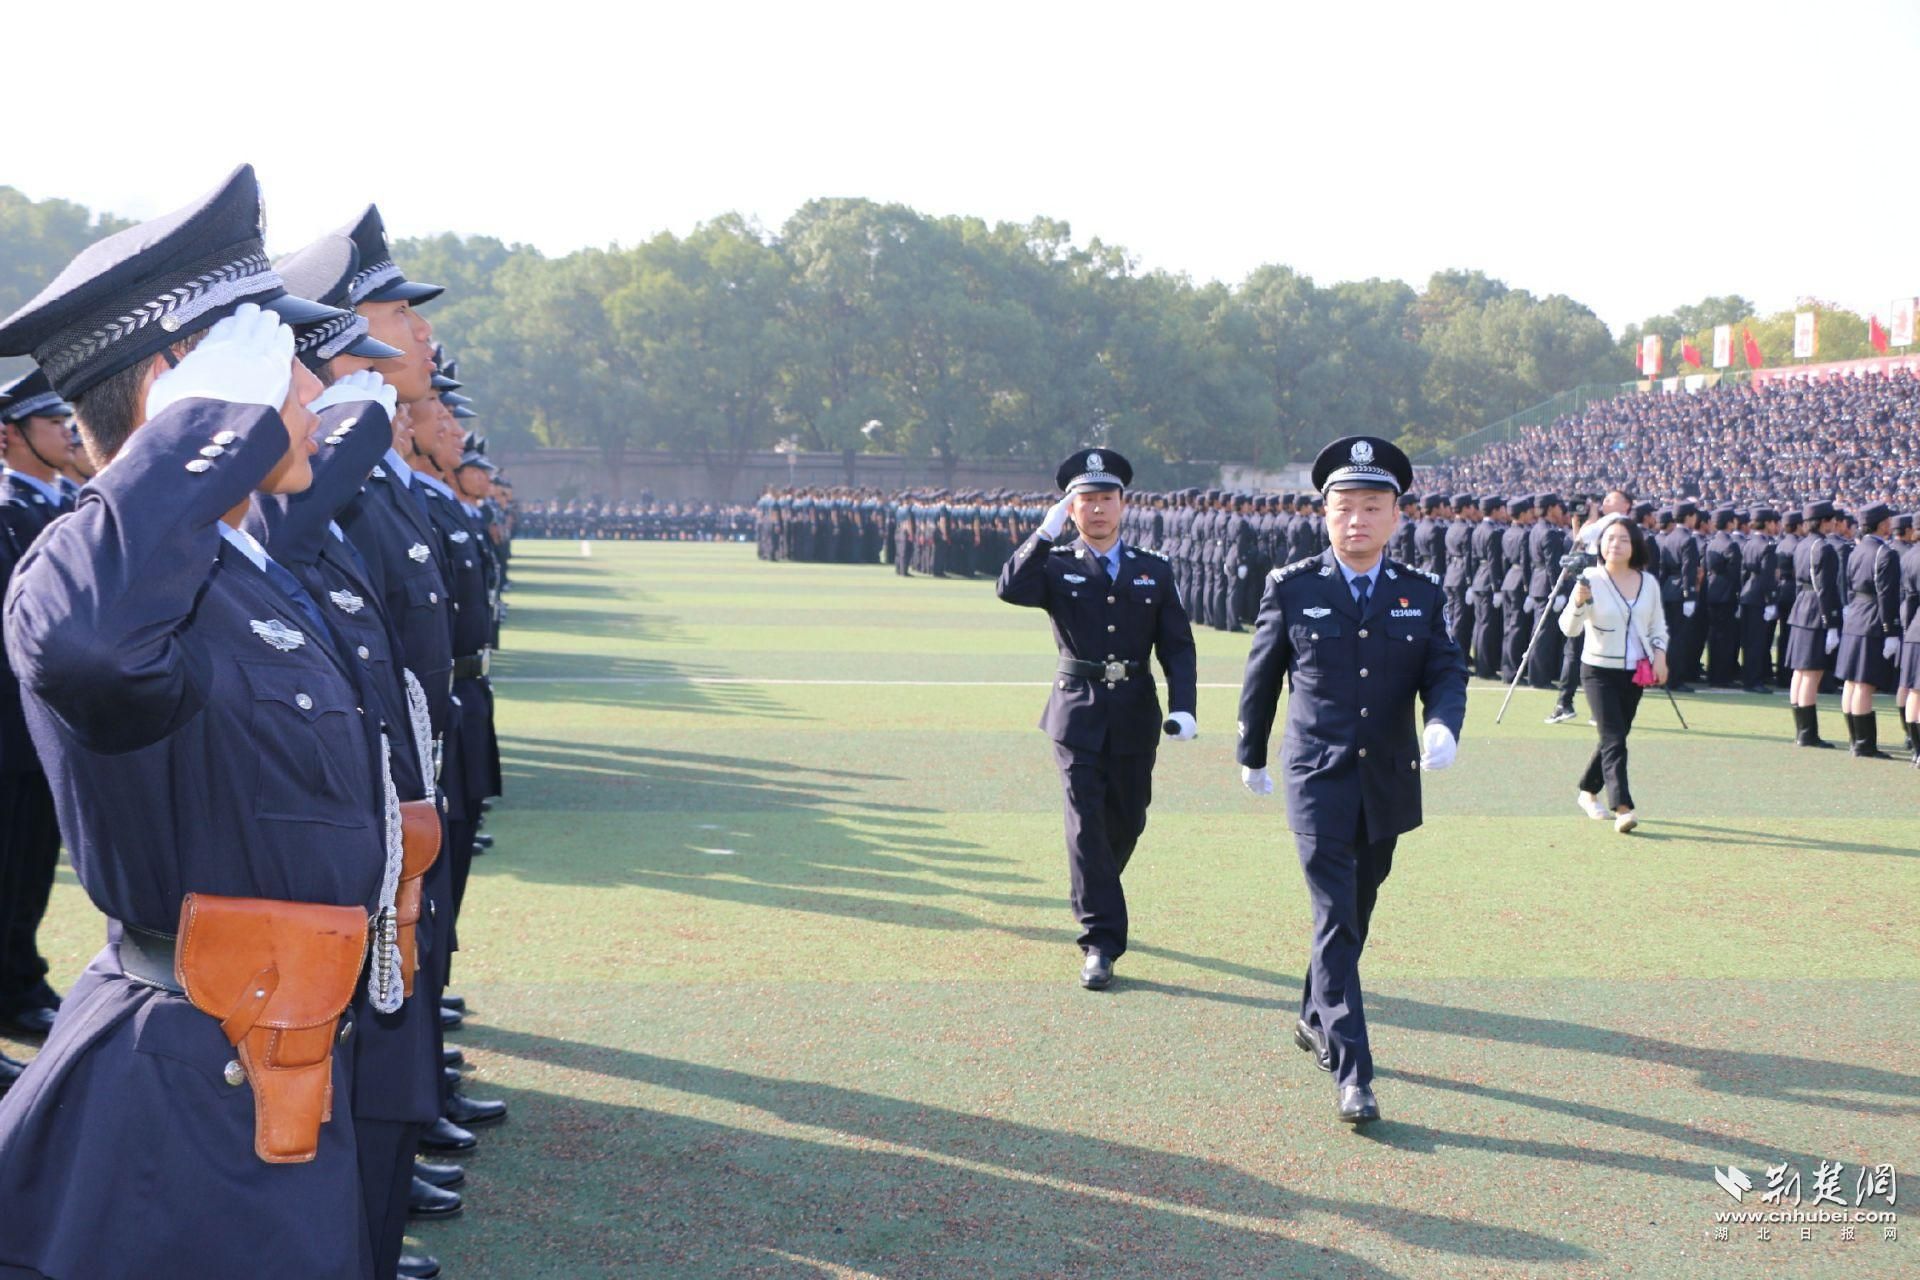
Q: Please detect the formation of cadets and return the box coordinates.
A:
[515,499,751,541]
[0,167,517,1280]
[759,479,1920,764]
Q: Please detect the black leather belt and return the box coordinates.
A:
[118,922,182,994]
[1059,658,1140,683]
[451,650,491,680]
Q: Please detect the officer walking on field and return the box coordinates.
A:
[997,449,1197,992]
[1235,436,1467,1126]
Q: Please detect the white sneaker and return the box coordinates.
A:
[1545,706,1578,725]
[1576,791,1608,820]
[1614,810,1639,835]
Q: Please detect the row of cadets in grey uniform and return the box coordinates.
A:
[0,164,440,1280]
[276,204,510,1279]
[1236,435,1467,1127]
[997,449,1197,993]
[0,369,80,1098]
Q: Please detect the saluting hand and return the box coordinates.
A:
[309,368,399,420]
[144,302,294,420]
[1039,496,1073,540]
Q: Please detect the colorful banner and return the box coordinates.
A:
[1712,324,1732,369]
[1893,297,1916,348]
[1793,311,1817,359]
[1640,334,1664,376]
[1749,352,1920,386]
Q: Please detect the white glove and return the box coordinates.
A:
[1763,605,1777,622]
[1682,600,1696,618]
[1421,722,1457,771]
[1240,765,1273,796]
[144,302,294,420]
[1165,711,1197,741]
[1551,596,1567,612]
[309,368,398,419]
[1236,564,1248,579]
[1884,637,1901,661]
[1039,495,1073,540]
[1825,628,1840,655]
[1522,597,1536,613]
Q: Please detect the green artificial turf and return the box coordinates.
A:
[8,542,1915,1278]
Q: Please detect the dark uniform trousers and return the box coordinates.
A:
[1053,739,1154,957]
[0,771,58,1013]
[1741,608,1775,688]
[1296,810,1396,1086]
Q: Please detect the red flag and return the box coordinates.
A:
[1742,327,1765,369]
[1633,343,1644,372]
[1681,340,1703,368]
[1871,316,1890,354]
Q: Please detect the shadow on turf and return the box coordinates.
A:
[1628,819,1920,860]
[438,1031,1589,1278]
[493,657,809,718]
[493,737,1045,904]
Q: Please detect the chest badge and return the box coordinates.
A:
[1302,607,1332,619]
[1132,575,1156,587]
[1063,573,1087,583]
[450,530,471,544]
[249,619,306,652]
[408,543,431,563]
[329,589,366,615]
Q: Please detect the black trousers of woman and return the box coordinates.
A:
[1579,663,1644,810]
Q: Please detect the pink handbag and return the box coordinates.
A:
[1632,657,1657,687]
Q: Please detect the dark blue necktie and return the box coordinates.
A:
[261,555,332,642]
[1353,574,1372,613]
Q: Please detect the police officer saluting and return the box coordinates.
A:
[997,449,1197,991]
[1236,436,1467,1126]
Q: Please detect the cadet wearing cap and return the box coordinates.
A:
[1835,502,1900,758]
[1785,501,1844,747]
[1739,508,1782,695]
[0,164,390,1277]
[1237,435,1467,1126]
[0,368,76,1043]
[997,448,1197,991]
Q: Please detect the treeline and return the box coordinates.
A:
[2,184,1885,486]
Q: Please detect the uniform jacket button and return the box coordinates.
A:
[1360,668,1369,678]
[1360,707,1369,717]
[1358,747,1368,758]
[223,1060,247,1087]
[1358,628,1368,638]
[1107,624,1116,632]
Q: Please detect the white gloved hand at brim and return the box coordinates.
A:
[144,302,295,421]
[1240,765,1273,796]
[310,368,399,420]
[1420,722,1457,771]
[1039,495,1073,540]
[1166,711,1197,741]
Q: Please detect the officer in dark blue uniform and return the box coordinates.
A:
[0,164,390,1279]
[1738,508,1781,694]
[1236,436,1467,1125]
[0,368,75,1045]
[1835,502,1900,758]
[997,449,1197,990]
[1786,501,1844,746]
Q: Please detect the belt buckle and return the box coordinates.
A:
[1102,660,1127,683]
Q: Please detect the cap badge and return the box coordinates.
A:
[249,619,306,652]
[1350,440,1375,465]
[1086,452,1103,473]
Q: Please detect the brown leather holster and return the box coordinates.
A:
[395,799,442,996]
[173,893,369,1164]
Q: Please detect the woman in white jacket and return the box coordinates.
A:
[1559,519,1670,833]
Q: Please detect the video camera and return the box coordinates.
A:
[1559,547,1598,574]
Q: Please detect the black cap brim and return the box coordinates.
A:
[263,292,342,329]
[431,373,461,390]
[362,278,444,305]
[343,332,404,360]
[450,405,478,419]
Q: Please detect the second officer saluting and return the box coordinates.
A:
[998,448,1197,991]
[1236,436,1468,1126]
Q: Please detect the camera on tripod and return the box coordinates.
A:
[1559,547,1598,574]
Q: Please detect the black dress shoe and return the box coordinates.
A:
[1337,1083,1380,1125]
[440,995,467,1014]
[444,1091,507,1128]
[1293,1019,1331,1072]
[0,1051,25,1096]
[439,1005,464,1032]
[397,1254,441,1279]
[414,1159,466,1190]
[1079,950,1112,991]
[442,1046,465,1069]
[0,1006,55,1038]
[419,1115,478,1154]
[472,833,494,851]
[408,1175,463,1221]
[442,1066,462,1093]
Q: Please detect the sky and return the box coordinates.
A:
[9,0,1916,334]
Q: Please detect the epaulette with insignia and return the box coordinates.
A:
[1268,557,1319,583]
[1140,546,1169,560]
[1050,543,1078,554]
